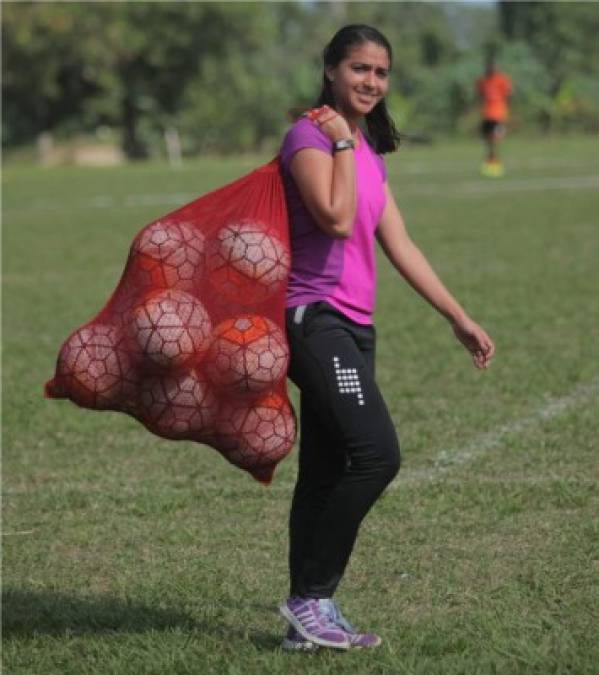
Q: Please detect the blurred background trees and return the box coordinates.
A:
[3,1,598,160]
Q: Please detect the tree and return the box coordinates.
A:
[2,3,281,156]
[2,4,97,145]
[500,1,599,90]
[498,1,599,130]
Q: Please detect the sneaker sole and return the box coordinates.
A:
[349,635,383,649]
[279,605,350,650]
[280,637,320,652]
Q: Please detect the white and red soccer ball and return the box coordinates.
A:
[205,314,288,396]
[139,368,218,440]
[131,220,206,292]
[207,220,290,305]
[131,289,212,369]
[215,393,296,484]
[53,324,135,409]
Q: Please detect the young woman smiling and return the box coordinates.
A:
[278,24,495,652]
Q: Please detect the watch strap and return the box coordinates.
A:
[332,138,355,153]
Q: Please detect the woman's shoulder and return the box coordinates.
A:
[284,115,329,141]
[280,117,332,171]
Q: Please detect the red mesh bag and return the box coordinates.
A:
[45,158,296,485]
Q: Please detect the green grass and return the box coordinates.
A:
[3,136,599,674]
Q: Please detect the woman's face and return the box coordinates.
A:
[326,41,391,119]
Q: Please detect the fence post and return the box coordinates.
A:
[164,127,183,169]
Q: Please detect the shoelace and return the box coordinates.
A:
[296,600,340,633]
[298,604,327,631]
[319,599,356,634]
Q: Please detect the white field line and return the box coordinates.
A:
[4,192,198,213]
[393,378,599,487]
[5,175,599,214]
[89,193,196,208]
[400,157,599,174]
[404,174,599,198]
[6,381,595,497]
[248,378,599,493]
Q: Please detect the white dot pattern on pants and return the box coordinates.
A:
[333,356,365,405]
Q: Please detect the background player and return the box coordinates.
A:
[477,58,513,177]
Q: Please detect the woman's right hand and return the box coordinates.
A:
[305,105,352,143]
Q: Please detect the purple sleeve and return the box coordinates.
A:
[279,118,332,174]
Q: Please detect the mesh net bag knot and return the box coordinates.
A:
[45,157,296,485]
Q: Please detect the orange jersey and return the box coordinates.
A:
[477,72,512,122]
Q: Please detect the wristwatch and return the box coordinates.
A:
[332,138,355,154]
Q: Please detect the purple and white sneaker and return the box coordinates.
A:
[280,626,320,652]
[319,599,382,649]
[279,597,350,649]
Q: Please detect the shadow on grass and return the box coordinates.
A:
[2,589,285,651]
[2,588,197,638]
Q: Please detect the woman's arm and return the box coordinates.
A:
[289,107,357,239]
[377,183,495,369]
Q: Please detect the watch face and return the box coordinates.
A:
[334,139,354,152]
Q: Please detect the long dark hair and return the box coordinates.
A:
[316,24,401,154]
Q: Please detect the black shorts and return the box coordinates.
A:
[481,119,505,137]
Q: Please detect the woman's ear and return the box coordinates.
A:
[325,66,335,84]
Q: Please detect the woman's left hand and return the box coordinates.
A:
[451,316,495,369]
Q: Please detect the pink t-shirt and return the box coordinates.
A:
[279,117,387,325]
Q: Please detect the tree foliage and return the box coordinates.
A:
[498,1,599,131]
[2,1,598,159]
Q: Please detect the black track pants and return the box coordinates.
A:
[285,301,401,599]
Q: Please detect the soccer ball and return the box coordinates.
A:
[131,219,206,291]
[139,368,217,439]
[131,289,212,369]
[215,392,296,483]
[207,220,289,304]
[205,315,288,395]
[56,324,133,409]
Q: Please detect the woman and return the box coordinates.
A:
[278,25,494,652]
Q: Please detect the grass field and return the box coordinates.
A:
[3,136,599,674]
